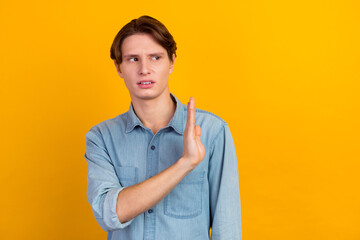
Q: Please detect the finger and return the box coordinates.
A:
[186,97,195,132]
[184,101,190,131]
[189,97,195,127]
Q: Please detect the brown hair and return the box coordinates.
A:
[110,15,177,65]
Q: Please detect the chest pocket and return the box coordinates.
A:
[114,166,138,187]
[164,170,205,219]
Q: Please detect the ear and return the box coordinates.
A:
[114,60,123,78]
[169,53,176,74]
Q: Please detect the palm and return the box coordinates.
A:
[182,97,205,167]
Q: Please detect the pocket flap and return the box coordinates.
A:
[115,166,138,182]
[180,170,205,184]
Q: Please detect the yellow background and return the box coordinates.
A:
[1,0,359,239]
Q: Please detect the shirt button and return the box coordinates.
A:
[148,209,153,213]
[151,145,156,150]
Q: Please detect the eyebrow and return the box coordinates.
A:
[123,52,166,58]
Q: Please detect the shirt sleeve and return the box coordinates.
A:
[84,128,134,231]
[209,123,242,239]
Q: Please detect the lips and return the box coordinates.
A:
[137,80,155,85]
[137,80,155,89]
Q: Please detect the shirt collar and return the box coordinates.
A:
[125,93,185,135]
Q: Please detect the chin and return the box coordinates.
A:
[132,92,160,101]
[138,95,157,100]
[130,86,169,101]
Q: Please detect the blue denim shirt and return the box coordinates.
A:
[84,93,242,240]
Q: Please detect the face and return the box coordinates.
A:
[114,33,175,102]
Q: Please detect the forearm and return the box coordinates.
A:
[116,157,194,223]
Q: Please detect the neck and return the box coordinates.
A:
[131,91,176,134]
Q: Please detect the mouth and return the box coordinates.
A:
[137,80,155,85]
[137,80,155,89]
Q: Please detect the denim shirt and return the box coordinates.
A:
[84,93,242,240]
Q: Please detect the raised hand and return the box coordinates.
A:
[181,97,206,170]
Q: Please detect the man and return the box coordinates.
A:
[85,15,241,239]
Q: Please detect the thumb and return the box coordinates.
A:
[195,125,201,141]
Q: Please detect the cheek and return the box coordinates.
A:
[154,64,171,75]
[121,67,136,78]
[121,71,136,85]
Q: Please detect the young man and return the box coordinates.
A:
[85,15,242,239]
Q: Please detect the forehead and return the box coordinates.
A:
[121,33,166,54]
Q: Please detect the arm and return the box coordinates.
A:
[209,124,242,239]
[85,97,205,230]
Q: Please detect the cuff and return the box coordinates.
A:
[102,187,134,231]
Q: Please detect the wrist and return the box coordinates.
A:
[177,157,196,173]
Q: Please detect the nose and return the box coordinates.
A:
[139,59,151,75]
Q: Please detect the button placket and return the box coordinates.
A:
[144,137,159,240]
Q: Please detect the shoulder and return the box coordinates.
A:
[186,105,227,128]
[183,104,229,144]
[85,112,128,138]
[182,103,226,123]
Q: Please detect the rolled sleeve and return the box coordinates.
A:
[85,128,134,231]
[209,123,242,239]
[102,188,133,230]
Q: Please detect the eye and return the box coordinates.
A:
[129,57,138,62]
[152,56,160,60]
